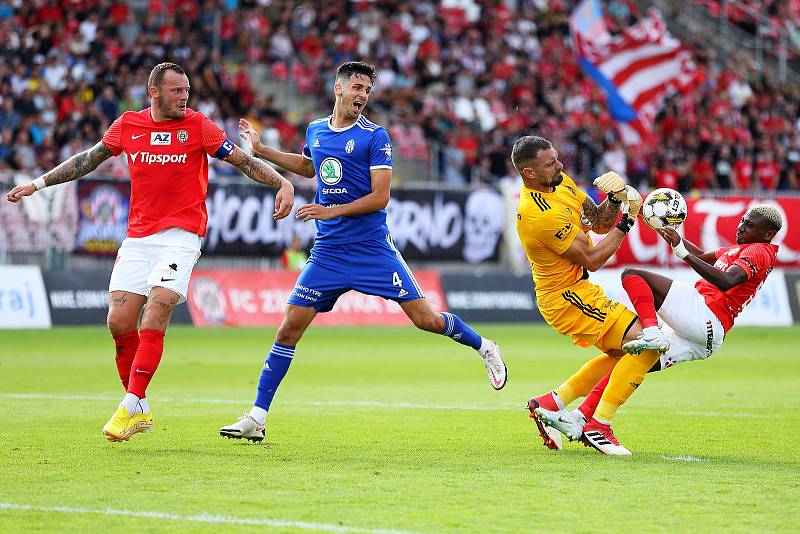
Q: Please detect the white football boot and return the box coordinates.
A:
[219,414,265,442]
[622,326,670,354]
[534,407,587,442]
[481,340,507,390]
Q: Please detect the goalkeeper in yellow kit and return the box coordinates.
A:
[511,135,657,456]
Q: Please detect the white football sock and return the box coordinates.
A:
[121,393,139,416]
[137,397,150,414]
[477,337,491,357]
[249,406,268,426]
[642,325,661,338]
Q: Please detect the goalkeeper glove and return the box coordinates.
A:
[620,185,643,219]
[593,171,625,195]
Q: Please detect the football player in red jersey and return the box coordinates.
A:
[6,62,295,442]
[532,204,782,453]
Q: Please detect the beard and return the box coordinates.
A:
[549,172,564,187]
[156,97,185,119]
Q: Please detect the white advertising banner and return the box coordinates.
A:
[586,268,792,327]
[0,266,52,329]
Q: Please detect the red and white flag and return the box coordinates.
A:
[570,0,696,145]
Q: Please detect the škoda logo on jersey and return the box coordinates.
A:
[129,151,188,165]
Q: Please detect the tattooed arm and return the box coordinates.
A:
[224,148,295,220]
[581,196,622,234]
[6,142,113,202]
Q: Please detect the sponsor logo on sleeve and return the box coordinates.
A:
[554,223,573,240]
[380,143,392,160]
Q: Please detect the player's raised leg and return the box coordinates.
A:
[621,269,672,354]
[220,304,316,442]
[400,298,507,390]
[102,287,177,442]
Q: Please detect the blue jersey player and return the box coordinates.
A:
[220,62,507,442]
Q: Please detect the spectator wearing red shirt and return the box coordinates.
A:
[754,150,781,190]
[655,158,680,190]
[690,151,719,190]
[733,155,754,190]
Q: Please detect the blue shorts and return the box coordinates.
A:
[287,235,424,313]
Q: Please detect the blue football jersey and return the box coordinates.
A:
[302,114,393,244]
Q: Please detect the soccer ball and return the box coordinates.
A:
[641,188,687,230]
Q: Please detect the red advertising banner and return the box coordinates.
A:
[186,270,447,327]
[608,197,800,267]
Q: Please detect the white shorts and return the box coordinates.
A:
[109,227,201,304]
[657,280,725,369]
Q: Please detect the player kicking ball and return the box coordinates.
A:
[532,205,782,453]
[219,61,506,443]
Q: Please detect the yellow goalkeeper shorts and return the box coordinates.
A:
[536,278,637,352]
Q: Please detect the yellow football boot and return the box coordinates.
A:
[102,404,135,442]
[131,411,154,433]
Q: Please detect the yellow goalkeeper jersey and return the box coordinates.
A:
[515,172,592,297]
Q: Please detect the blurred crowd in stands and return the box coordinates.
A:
[0,0,798,194]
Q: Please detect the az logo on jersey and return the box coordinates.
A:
[320,157,343,185]
[150,132,171,145]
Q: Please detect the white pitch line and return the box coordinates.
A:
[662,455,708,462]
[0,502,420,534]
[0,393,517,411]
[0,393,781,418]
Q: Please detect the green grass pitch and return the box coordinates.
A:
[1,324,799,533]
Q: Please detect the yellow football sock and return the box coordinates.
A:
[594,350,661,423]
[554,353,619,405]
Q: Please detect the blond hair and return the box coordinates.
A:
[747,204,782,232]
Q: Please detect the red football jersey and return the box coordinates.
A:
[102,108,234,238]
[695,242,778,332]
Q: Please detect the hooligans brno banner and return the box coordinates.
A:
[203,182,504,262]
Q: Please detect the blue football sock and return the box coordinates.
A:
[253,342,295,411]
[439,312,482,350]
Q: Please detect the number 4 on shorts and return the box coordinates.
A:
[392,272,403,287]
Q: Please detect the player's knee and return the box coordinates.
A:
[275,323,302,346]
[621,267,642,280]
[107,314,136,336]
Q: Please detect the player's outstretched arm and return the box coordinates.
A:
[657,228,745,290]
[239,118,315,178]
[656,227,716,264]
[225,149,295,220]
[6,142,113,203]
